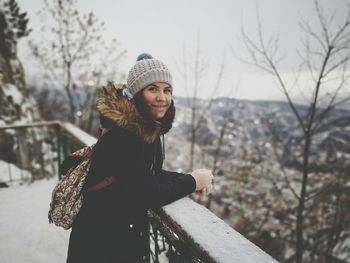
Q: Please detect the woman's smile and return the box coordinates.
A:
[151,105,167,109]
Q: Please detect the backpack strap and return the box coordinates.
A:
[84,128,116,193]
[85,176,117,193]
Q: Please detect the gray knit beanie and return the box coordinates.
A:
[123,53,173,99]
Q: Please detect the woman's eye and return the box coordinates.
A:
[165,88,172,94]
[148,87,157,92]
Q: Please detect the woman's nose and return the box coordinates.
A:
[156,91,166,101]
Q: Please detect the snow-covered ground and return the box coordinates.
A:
[0,177,69,263]
[0,160,31,184]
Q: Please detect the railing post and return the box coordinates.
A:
[55,124,62,180]
[62,134,68,161]
[145,221,151,263]
[37,127,46,179]
[8,162,12,182]
[68,138,75,155]
[14,131,24,180]
[153,225,160,263]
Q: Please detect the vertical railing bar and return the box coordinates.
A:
[154,225,160,263]
[62,134,68,162]
[15,130,24,180]
[8,162,12,182]
[49,127,57,178]
[150,224,156,262]
[56,124,62,180]
[68,138,73,156]
[145,220,151,263]
[28,127,34,178]
[36,127,46,178]
[162,235,166,252]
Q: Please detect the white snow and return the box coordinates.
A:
[0,178,70,263]
[61,122,97,146]
[162,198,278,263]
[0,160,31,183]
[2,84,23,104]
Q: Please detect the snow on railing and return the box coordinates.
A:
[159,198,277,262]
[59,122,97,146]
[0,121,96,147]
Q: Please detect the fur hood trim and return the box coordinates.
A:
[97,82,174,144]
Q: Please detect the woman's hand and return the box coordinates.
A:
[197,182,213,195]
[190,169,214,192]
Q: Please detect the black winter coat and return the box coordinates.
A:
[66,83,196,263]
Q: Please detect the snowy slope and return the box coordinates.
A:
[0,178,69,263]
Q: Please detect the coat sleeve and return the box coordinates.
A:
[157,169,188,183]
[101,129,196,209]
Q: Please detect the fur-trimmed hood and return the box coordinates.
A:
[97,82,175,144]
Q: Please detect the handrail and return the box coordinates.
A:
[0,121,277,262]
[59,122,96,146]
[0,121,61,130]
[0,121,96,146]
[159,198,277,263]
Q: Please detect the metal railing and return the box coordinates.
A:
[0,121,277,263]
[0,121,59,183]
[0,121,95,182]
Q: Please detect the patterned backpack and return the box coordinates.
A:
[48,142,116,230]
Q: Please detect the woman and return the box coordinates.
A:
[66,53,213,263]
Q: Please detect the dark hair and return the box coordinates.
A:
[133,92,154,121]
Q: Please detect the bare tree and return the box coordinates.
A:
[205,83,239,209]
[74,38,126,132]
[176,33,226,171]
[211,81,240,176]
[29,0,126,125]
[239,1,350,262]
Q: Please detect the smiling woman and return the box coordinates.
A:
[65,53,214,263]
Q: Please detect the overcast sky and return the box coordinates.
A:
[17,0,350,101]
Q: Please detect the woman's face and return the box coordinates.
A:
[141,82,172,120]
